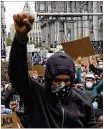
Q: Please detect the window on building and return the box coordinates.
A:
[70,1,72,12]
[65,2,67,12]
[48,34,50,38]
[30,37,32,41]
[68,30,71,33]
[36,24,37,29]
[36,37,38,40]
[53,2,56,9]
[100,6,102,12]
[60,22,64,28]
[36,40,38,43]
[33,37,35,41]
[84,2,88,12]
[59,2,64,12]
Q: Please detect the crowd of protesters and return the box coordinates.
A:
[1,53,103,128]
[1,13,103,128]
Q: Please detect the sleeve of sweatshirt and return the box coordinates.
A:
[94,79,103,93]
[76,67,82,84]
[90,64,102,75]
[80,91,98,128]
[2,90,10,108]
[85,105,98,128]
[8,34,37,100]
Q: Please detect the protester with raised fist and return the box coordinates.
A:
[8,13,98,128]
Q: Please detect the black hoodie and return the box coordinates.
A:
[8,35,98,128]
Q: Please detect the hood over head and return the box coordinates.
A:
[45,52,76,91]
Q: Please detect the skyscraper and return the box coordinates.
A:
[9,2,42,46]
[1,1,6,58]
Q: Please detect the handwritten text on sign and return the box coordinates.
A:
[1,113,20,128]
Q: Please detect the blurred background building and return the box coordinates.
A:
[9,2,42,46]
[1,1,6,58]
[1,1,103,60]
[35,1,103,50]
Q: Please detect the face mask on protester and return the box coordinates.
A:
[51,83,71,101]
[1,86,4,92]
[85,82,93,89]
[92,101,98,109]
[33,74,38,79]
[51,83,65,93]
[97,61,103,68]
[99,65,103,68]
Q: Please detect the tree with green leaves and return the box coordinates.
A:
[1,61,10,83]
[35,42,39,48]
[28,40,35,44]
[7,38,12,46]
[38,42,42,47]
[27,55,32,70]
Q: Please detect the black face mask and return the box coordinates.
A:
[51,83,72,101]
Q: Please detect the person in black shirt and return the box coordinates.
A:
[8,13,98,128]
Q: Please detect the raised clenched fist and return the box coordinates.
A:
[9,101,17,112]
[89,56,93,65]
[13,13,34,39]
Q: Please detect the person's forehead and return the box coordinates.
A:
[56,74,71,78]
[86,78,94,80]
[98,115,103,121]
[8,86,12,89]
[96,56,100,59]
[34,70,38,74]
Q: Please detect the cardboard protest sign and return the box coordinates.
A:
[61,37,95,59]
[92,41,103,54]
[1,113,23,128]
[32,65,45,76]
[32,52,42,65]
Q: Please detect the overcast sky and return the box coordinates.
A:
[4,1,35,33]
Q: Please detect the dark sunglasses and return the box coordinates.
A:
[53,77,71,83]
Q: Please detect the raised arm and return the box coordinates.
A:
[75,56,82,83]
[8,13,34,100]
[89,56,102,75]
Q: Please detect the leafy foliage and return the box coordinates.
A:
[1,61,10,83]
[7,38,12,46]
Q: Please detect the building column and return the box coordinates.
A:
[93,1,99,41]
[72,1,77,40]
[82,3,90,37]
[74,19,78,40]
[42,27,45,47]
[45,24,48,48]
[84,16,90,37]
[99,19,103,41]
[71,18,74,41]
[64,21,67,41]
[55,21,60,45]
[47,23,51,48]
[53,22,55,47]
[55,21,58,45]
[56,21,59,45]
[50,22,55,47]
[78,17,83,39]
